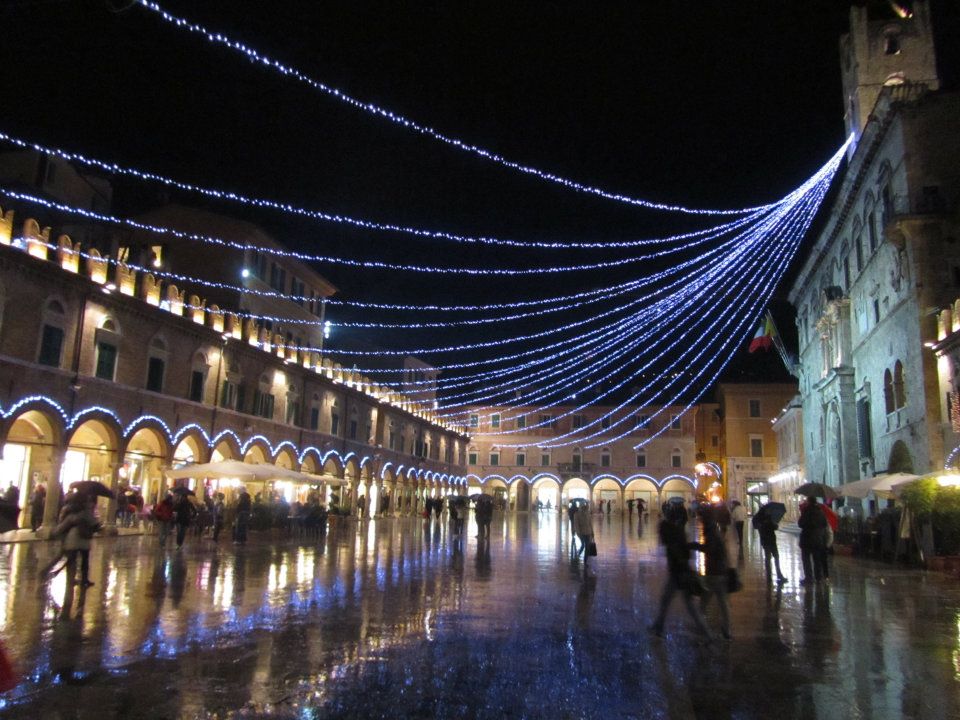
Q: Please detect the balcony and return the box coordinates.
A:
[556,461,598,480]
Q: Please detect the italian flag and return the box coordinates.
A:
[748,315,775,353]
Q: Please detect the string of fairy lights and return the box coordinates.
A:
[0,0,854,450]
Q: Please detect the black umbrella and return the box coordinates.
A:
[69,480,115,499]
[752,501,787,529]
[470,493,494,505]
[171,486,196,496]
[0,502,19,533]
[568,498,589,509]
[795,482,838,500]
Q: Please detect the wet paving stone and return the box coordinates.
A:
[1,512,959,718]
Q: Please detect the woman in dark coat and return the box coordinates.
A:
[649,503,710,638]
[798,496,829,584]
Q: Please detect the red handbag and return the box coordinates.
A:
[0,640,18,693]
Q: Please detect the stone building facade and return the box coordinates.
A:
[716,383,798,511]
[0,205,467,534]
[462,404,701,512]
[789,2,960,496]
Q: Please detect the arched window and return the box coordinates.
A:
[600,448,611,468]
[94,316,120,381]
[188,351,208,403]
[883,369,895,414]
[893,360,906,409]
[38,298,66,367]
[329,397,340,436]
[146,336,167,393]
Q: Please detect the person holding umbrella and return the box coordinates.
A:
[172,487,197,549]
[798,495,829,585]
[753,502,788,585]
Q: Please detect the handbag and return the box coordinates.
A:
[726,567,743,593]
[586,541,598,557]
[678,567,706,596]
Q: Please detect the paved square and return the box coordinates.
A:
[1,513,959,718]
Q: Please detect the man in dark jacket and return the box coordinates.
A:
[798,496,829,585]
[173,494,197,549]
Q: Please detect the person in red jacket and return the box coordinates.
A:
[153,493,175,549]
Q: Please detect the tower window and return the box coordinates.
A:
[884,32,901,56]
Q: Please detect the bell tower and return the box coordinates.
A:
[840,1,940,143]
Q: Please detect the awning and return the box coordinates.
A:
[165,461,347,486]
[838,472,919,499]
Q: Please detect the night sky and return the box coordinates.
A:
[2,0,958,400]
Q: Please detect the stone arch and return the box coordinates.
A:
[243,440,270,465]
[561,477,590,505]
[273,444,297,469]
[210,433,240,462]
[531,473,561,509]
[661,476,696,506]
[1,404,64,526]
[624,475,658,510]
[123,424,170,508]
[888,440,914,474]
[64,415,122,520]
[591,476,622,511]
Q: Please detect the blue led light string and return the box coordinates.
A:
[0,130,769,251]
[424,207,784,408]
[529,176,832,448]
[135,1,776,217]
[406,160,840,402]
[467,164,835,439]
[0,187,767,277]
[435,188,799,419]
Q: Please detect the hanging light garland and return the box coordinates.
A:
[134,0,778,217]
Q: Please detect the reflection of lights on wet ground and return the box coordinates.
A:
[214,566,233,610]
[954,614,960,679]
[296,547,312,586]
[424,609,434,641]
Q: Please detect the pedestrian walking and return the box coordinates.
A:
[174,494,196,549]
[798,496,829,585]
[211,493,226,541]
[60,494,100,587]
[29,483,46,532]
[757,514,788,585]
[573,500,596,574]
[475,497,493,539]
[627,498,635,519]
[649,501,711,638]
[153,493,175,548]
[234,489,252,544]
[693,508,733,640]
[42,494,100,587]
[605,499,612,515]
[731,500,747,547]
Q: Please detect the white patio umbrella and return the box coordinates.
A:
[837,472,919,499]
